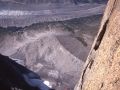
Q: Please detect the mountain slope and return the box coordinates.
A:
[0,3,106,27]
[0,0,107,4]
[0,0,106,27]
[1,30,84,90]
[0,14,102,90]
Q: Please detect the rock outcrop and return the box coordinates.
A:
[0,54,54,90]
[74,0,120,90]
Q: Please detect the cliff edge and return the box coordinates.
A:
[74,0,120,90]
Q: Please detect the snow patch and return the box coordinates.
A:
[44,81,52,88]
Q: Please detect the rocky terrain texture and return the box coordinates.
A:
[0,0,106,27]
[74,0,120,90]
[0,54,55,90]
[0,0,108,4]
[0,14,102,90]
[0,0,107,89]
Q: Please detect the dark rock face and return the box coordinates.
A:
[0,54,54,90]
[0,54,37,90]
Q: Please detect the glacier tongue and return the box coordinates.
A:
[0,4,106,27]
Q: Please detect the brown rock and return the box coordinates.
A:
[74,0,120,90]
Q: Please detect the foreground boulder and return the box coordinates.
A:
[0,54,54,90]
[74,0,120,90]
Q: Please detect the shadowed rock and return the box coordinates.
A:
[0,54,54,90]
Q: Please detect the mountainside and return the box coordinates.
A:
[0,0,107,89]
[74,0,120,90]
[0,0,108,4]
[0,0,106,27]
[0,3,106,27]
[0,14,102,90]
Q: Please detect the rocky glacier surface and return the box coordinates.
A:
[0,1,106,27]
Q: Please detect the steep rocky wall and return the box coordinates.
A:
[74,0,120,90]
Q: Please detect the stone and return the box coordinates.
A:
[74,0,120,90]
